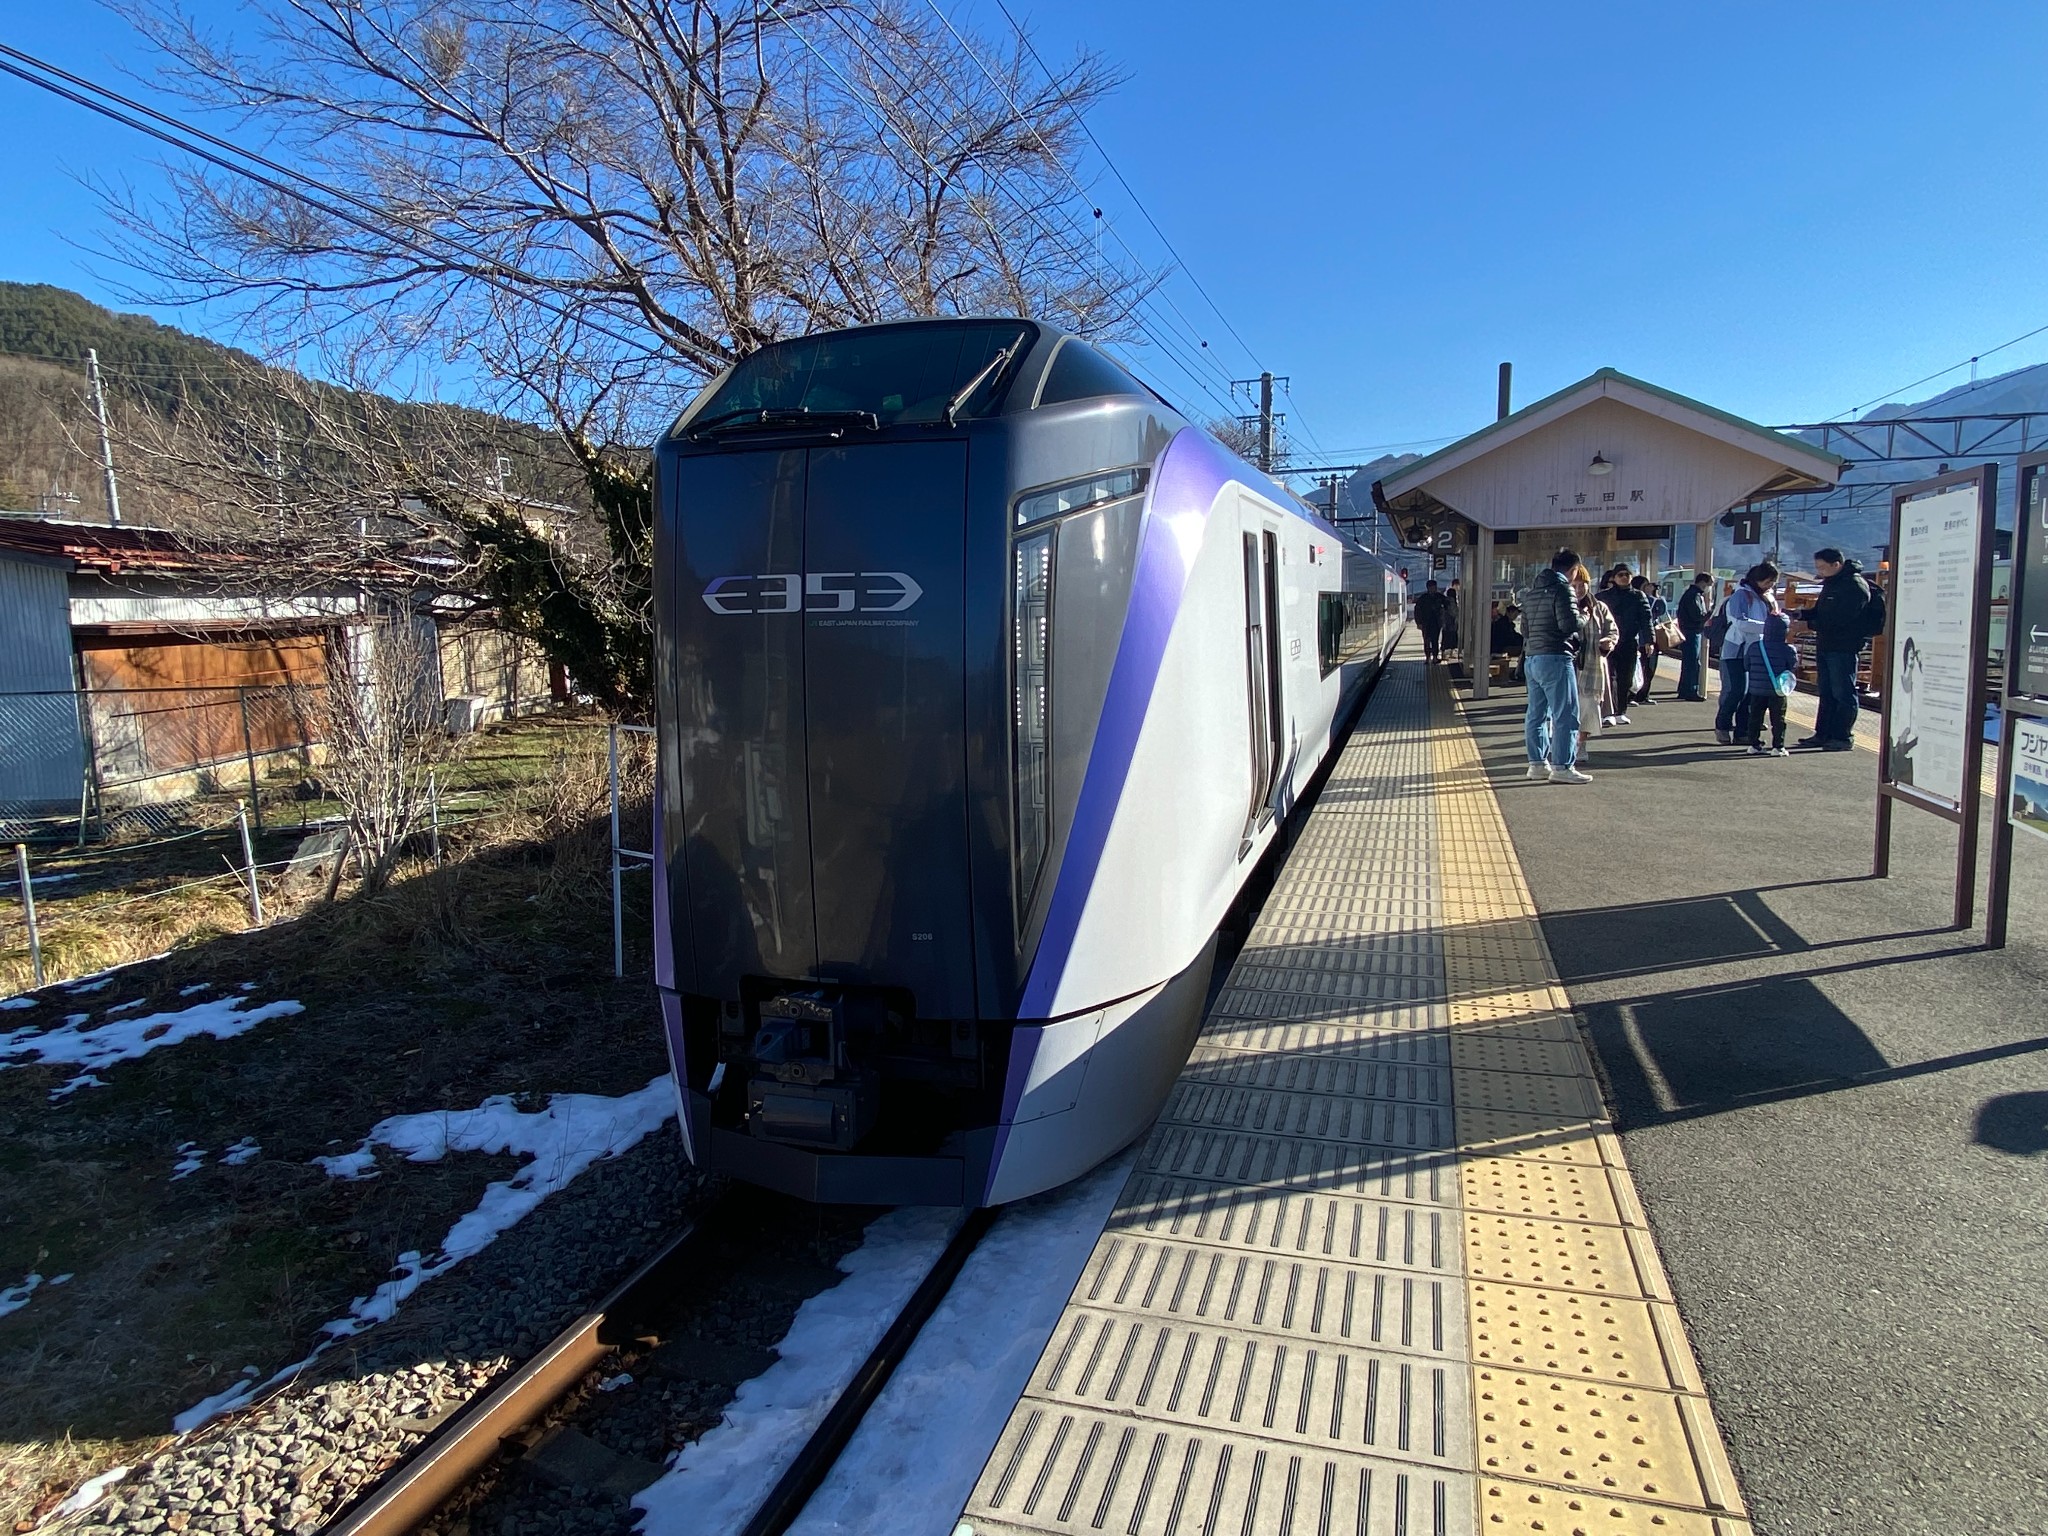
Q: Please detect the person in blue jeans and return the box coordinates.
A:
[1793,548,1876,751]
[1519,548,1593,784]
[1714,562,1778,744]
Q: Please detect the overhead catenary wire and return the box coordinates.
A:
[1845,318,2048,419]
[0,43,680,371]
[768,0,1246,424]
[916,0,1251,401]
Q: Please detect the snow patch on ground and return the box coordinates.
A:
[0,993,304,1096]
[171,1074,676,1433]
[220,1137,261,1167]
[0,1271,45,1319]
[170,1143,207,1181]
[0,997,35,1010]
[51,1465,128,1518]
[634,1204,963,1536]
[65,977,112,995]
[785,1154,1134,1536]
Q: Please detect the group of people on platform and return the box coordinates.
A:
[1499,545,1883,784]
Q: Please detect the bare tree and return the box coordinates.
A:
[303,609,451,898]
[106,0,1157,443]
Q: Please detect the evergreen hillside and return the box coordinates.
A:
[0,283,584,522]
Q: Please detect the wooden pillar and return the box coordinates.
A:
[1693,520,1715,580]
[1471,524,1495,701]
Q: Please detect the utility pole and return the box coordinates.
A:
[1258,371,1275,473]
[86,349,122,527]
[1231,372,1288,474]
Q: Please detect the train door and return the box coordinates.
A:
[801,442,977,1021]
[1241,522,1284,837]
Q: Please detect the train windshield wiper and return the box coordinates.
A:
[689,406,881,439]
[944,343,1019,426]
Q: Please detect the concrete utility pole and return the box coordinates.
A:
[86,349,122,527]
[1498,362,1513,422]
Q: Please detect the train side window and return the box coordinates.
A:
[1036,339,1148,407]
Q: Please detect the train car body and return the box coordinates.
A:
[650,319,1402,1207]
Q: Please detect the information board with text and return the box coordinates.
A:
[2015,464,2048,701]
[1885,479,1984,809]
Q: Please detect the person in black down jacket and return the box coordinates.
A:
[1792,548,1875,751]
[1412,580,1447,662]
[1520,549,1592,784]
[1673,572,1714,701]
[1596,565,1653,725]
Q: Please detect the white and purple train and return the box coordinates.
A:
[651,319,1403,1207]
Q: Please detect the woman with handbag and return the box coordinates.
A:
[1571,563,1619,746]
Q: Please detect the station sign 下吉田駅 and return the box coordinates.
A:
[2015,463,2048,700]
[1885,479,1985,809]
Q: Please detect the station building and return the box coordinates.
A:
[1372,367,1844,697]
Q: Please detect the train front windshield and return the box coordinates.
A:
[689,320,1036,428]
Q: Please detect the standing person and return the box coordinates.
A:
[1575,563,1619,739]
[1519,549,1593,784]
[1714,562,1780,745]
[1596,566,1652,725]
[1631,575,1667,705]
[1742,609,1800,756]
[1413,580,1447,663]
[1443,578,1463,661]
[1674,572,1714,701]
[1793,547,1877,752]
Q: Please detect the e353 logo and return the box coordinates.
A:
[701,571,924,615]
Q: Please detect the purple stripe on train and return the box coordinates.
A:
[983,429,1237,1198]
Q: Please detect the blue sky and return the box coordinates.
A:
[5,0,2047,467]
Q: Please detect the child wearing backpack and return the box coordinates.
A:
[1743,610,1799,756]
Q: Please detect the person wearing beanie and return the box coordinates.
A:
[1743,609,1799,755]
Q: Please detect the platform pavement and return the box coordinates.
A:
[1458,669,2048,1535]
[957,643,1755,1536]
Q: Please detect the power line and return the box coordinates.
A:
[1845,318,2048,418]
[989,0,1265,376]
[774,0,1244,423]
[0,43,679,370]
[919,0,1242,394]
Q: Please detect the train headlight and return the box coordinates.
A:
[1014,466,1148,528]
[1013,529,1054,917]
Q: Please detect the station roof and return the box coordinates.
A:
[1373,368,1844,543]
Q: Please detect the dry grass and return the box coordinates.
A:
[0,715,670,1529]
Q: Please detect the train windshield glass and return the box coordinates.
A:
[690,320,1036,429]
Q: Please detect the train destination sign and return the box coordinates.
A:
[1884,478,1985,810]
[2015,462,2048,701]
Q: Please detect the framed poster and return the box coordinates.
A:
[2009,714,2048,846]
[1883,474,1988,810]
[1875,463,1996,931]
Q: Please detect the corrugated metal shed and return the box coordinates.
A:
[0,551,86,812]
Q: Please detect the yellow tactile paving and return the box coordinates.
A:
[1428,666,1749,1533]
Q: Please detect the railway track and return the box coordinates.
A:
[324,1201,997,1536]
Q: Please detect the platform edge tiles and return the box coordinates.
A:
[955,645,1753,1536]
[1427,665,1752,1536]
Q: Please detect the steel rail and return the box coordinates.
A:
[737,1207,1000,1536]
[323,1220,703,1536]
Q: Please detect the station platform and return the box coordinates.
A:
[959,647,1753,1536]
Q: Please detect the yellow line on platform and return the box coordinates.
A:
[1427,668,1753,1536]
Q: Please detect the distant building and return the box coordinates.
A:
[0,515,554,822]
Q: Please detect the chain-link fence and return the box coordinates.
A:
[0,683,328,841]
